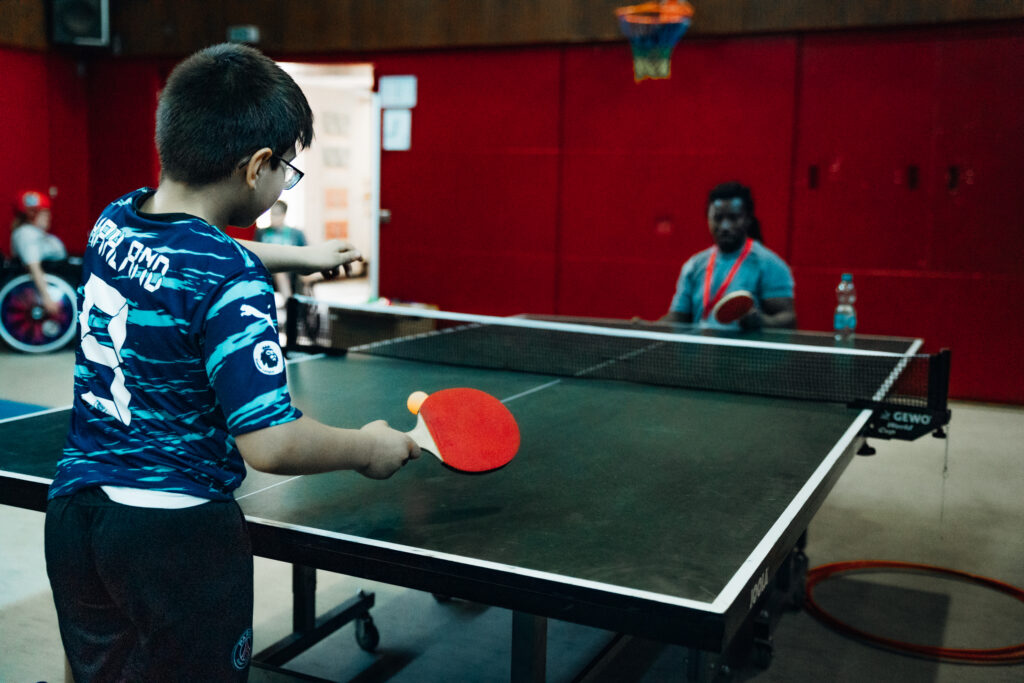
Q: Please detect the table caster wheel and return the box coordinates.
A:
[355,615,379,652]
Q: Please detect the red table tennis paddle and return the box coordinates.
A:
[711,290,754,324]
[406,388,520,473]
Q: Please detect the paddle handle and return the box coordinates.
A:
[406,415,442,463]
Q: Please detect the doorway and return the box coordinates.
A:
[261,62,381,304]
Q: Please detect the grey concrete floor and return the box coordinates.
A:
[1,346,1021,682]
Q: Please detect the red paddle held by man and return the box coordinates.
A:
[710,290,755,324]
[406,388,520,473]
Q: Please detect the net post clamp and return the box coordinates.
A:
[848,399,951,441]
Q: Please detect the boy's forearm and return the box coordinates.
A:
[236,416,372,474]
[238,238,363,276]
[237,239,308,273]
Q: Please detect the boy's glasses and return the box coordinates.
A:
[274,155,304,190]
[237,154,304,191]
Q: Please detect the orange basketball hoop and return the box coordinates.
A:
[615,0,694,82]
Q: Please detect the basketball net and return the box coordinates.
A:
[615,0,694,82]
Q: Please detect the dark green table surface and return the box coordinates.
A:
[0,332,916,649]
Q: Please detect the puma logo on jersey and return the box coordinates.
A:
[240,304,275,327]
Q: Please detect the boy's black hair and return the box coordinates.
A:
[707,181,763,243]
[156,43,314,186]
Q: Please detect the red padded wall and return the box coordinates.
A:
[559,38,798,319]
[0,47,53,255]
[375,49,562,315]
[792,25,1024,402]
[792,34,938,271]
[375,38,799,319]
[931,32,1024,275]
[46,55,92,254]
[0,50,161,257]
[85,58,164,222]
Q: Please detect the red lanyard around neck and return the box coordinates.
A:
[702,238,753,320]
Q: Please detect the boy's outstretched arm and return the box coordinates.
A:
[236,416,419,480]
[240,238,363,276]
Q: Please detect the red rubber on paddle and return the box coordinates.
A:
[713,291,754,323]
[418,388,520,472]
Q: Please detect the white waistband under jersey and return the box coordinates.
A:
[101,486,210,509]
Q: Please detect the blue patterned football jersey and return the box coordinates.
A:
[50,188,302,501]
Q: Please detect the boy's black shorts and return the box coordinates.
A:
[45,487,254,682]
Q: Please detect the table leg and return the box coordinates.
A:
[511,611,547,682]
[255,563,375,668]
[293,563,317,632]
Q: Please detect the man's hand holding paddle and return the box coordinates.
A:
[711,289,765,330]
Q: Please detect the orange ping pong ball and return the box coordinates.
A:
[407,391,429,415]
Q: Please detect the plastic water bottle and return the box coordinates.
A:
[834,273,857,341]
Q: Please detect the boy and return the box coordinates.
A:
[44,43,418,681]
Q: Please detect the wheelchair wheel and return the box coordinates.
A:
[0,273,78,353]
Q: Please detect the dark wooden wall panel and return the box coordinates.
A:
[111,0,225,56]
[272,2,354,54]
[0,1,47,50]
[101,1,1024,56]
[734,0,1024,33]
[349,0,577,50]
[4,0,1023,53]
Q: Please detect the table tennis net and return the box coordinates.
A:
[285,297,948,409]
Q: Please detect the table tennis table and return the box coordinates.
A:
[0,305,950,681]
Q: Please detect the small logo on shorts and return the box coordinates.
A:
[253,340,284,375]
[232,628,253,670]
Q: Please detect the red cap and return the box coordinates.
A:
[15,190,51,216]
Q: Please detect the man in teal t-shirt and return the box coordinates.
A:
[666,182,796,331]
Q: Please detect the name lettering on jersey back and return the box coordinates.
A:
[89,218,171,292]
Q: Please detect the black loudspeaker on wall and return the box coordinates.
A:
[50,0,110,47]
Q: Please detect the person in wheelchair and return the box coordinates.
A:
[10,189,68,316]
[1,190,80,353]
